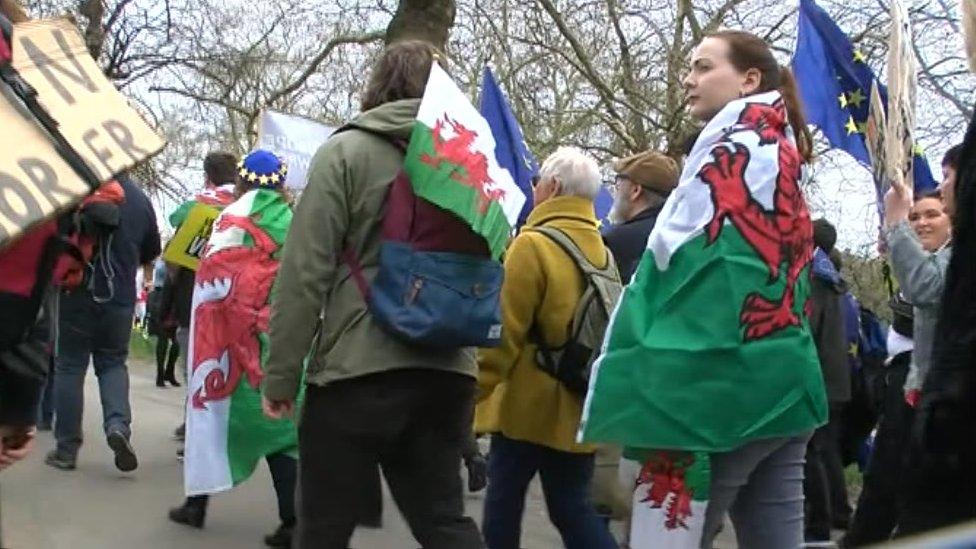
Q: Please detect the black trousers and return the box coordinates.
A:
[155,332,179,382]
[843,356,913,546]
[296,369,484,549]
[187,452,297,526]
[804,404,852,539]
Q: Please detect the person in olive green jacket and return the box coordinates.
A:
[260,41,484,549]
[477,147,619,549]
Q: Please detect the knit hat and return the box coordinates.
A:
[612,150,679,194]
[238,149,287,188]
[812,218,837,253]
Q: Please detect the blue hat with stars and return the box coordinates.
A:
[238,149,287,188]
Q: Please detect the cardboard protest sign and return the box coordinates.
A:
[0,18,165,247]
[257,110,334,189]
[162,203,221,271]
[0,88,90,245]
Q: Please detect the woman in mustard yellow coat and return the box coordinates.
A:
[477,147,619,549]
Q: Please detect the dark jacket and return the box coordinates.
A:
[0,293,53,426]
[810,248,851,403]
[89,176,161,307]
[909,108,976,503]
[159,266,194,328]
[601,205,662,282]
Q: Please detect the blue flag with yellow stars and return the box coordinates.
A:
[792,0,937,192]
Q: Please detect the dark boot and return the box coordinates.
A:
[165,370,181,387]
[155,363,166,387]
[169,496,208,528]
[164,337,181,387]
[263,523,293,548]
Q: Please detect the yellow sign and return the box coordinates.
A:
[0,18,165,247]
[163,204,220,271]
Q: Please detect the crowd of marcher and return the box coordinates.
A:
[1,4,975,548]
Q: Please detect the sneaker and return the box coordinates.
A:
[168,502,206,529]
[263,523,293,548]
[44,450,76,470]
[107,431,138,472]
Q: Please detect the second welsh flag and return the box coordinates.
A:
[405,64,526,259]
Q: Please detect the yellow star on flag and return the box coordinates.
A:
[853,50,868,64]
[845,116,860,135]
[258,174,269,186]
[848,342,858,357]
[838,92,849,109]
[913,143,925,156]
[270,173,280,184]
[848,88,866,108]
[247,172,257,182]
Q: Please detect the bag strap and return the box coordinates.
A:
[335,123,408,302]
[335,123,408,153]
[341,248,370,300]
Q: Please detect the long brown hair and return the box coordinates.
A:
[360,40,447,112]
[708,30,814,163]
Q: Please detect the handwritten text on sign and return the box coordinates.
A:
[0,19,164,246]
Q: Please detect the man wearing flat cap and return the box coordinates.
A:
[603,150,679,282]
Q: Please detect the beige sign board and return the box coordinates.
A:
[0,18,165,247]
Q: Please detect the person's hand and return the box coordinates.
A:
[905,389,921,408]
[884,179,913,228]
[262,396,294,420]
[0,426,35,471]
[464,453,488,492]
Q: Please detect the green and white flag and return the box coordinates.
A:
[580,91,827,547]
[184,188,300,496]
[405,64,526,259]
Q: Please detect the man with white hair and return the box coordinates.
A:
[476,147,619,549]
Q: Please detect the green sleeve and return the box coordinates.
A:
[263,143,349,401]
[168,201,194,229]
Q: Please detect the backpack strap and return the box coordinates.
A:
[524,226,618,375]
[525,226,617,280]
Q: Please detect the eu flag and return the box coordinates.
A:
[480,67,539,226]
[792,0,937,192]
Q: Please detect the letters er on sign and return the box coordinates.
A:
[0,18,164,247]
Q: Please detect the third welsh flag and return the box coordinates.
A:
[405,64,526,259]
[580,92,827,547]
[184,188,299,496]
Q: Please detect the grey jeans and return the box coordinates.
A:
[700,434,811,549]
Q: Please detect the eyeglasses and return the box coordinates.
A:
[608,176,630,193]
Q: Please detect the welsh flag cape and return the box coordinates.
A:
[184,188,300,496]
[579,92,827,547]
[404,64,526,258]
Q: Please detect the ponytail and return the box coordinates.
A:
[708,30,815,164]
[778,66,814,164]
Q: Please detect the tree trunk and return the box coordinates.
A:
[78,0,105,60]
[385,0,456,52]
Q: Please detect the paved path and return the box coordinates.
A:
[1,359,568,549]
